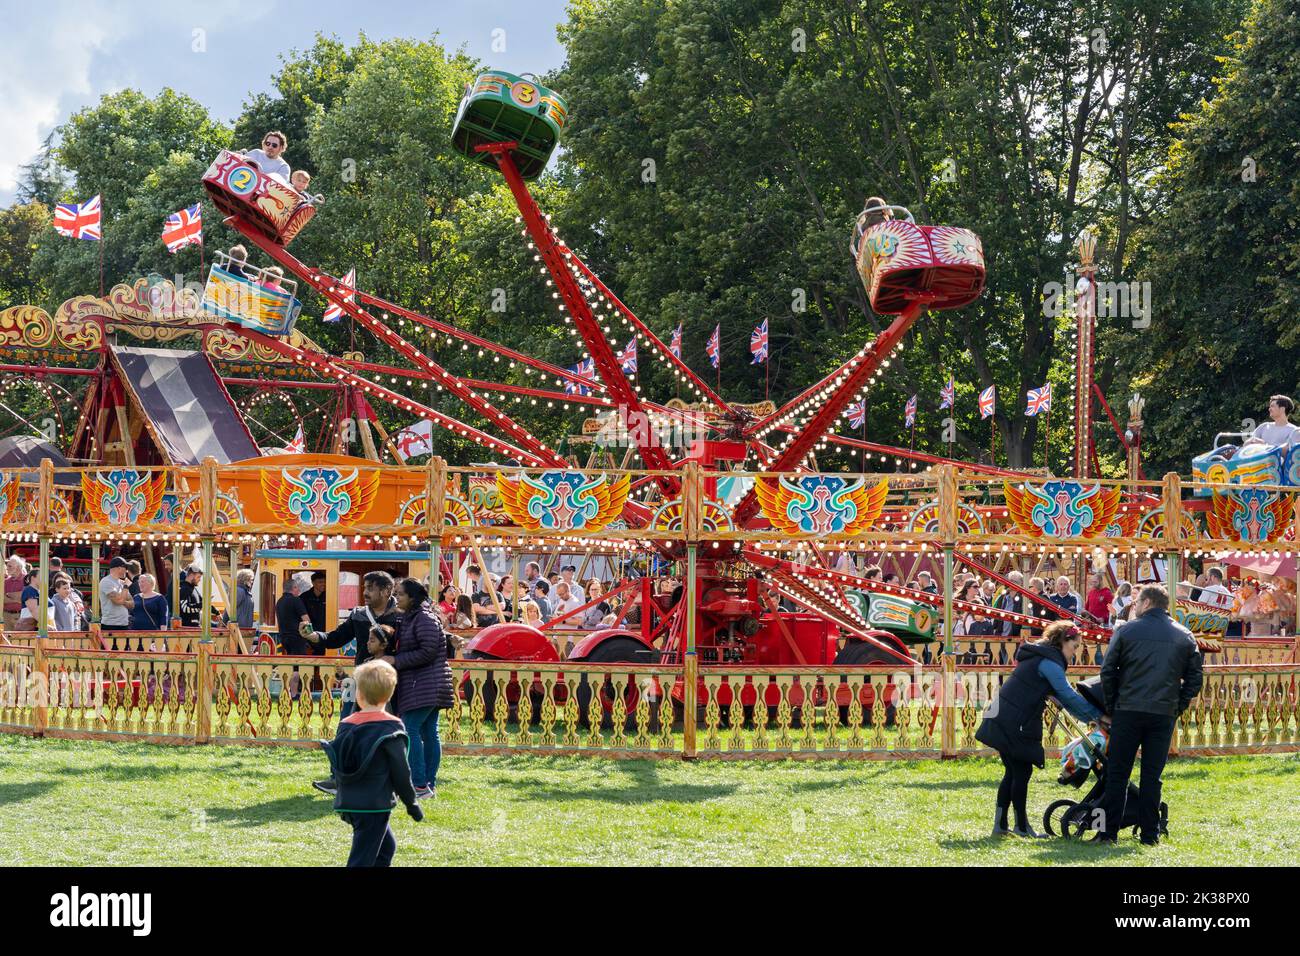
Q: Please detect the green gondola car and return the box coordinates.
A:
[848,590,938,645]
[451,70,568,180]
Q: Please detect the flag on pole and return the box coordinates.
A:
[979,385,996,420]
[564,358,597,396]
[706,325,721,369]
[393,418,436,459]
[939,377,955,410]
[904,394,917,428]
[161,203,202,253]
[1026,383,1052,417]
[54,194,102,241]
[284,425,305,454]
[617,338,638,374]
[750,319,769,364]
[847,400,866,429]
[669,323,683,359]
[323,268,356,323]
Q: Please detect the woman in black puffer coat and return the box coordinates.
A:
[975,621,1101,837]
[382,578,455,798]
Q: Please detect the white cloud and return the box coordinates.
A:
[0,0,276,203]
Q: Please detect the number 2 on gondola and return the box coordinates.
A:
[228,166,257,196]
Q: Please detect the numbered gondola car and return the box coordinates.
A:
[451,70,568,180]
[851,199,985,314]
[201,149,316,244]
[846,590,938,644]
[201,251,303,336]
[1191,428,1300,497]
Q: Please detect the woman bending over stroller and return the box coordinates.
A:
[976,622,1103,837]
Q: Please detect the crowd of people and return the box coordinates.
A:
[439,561,627,634]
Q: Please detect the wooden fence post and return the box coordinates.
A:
[937,464,959,757]
[195,642,211,744]
[428,457,447,597]
[33,637,48,736]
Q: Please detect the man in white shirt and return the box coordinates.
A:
[1250,395,1300,446]
[1198,567,1234,611]
[98,557,134,631]
[559,565,585,602]
[242,130,291,182]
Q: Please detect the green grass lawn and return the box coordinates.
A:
[0,736,1295,866]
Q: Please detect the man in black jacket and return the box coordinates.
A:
[305,571,398,795]
[1097,585,1203,845]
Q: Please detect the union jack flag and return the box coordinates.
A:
[706,324,720,369]
[564,358,597,396]
[284,425,305,454]
[54,194,101,241]
[979,385,996,420]
[669,322,683,359]
[904,395,917,428]
[323,268,355,323]
[847,400,866,429]
[939,377,955,410]
[750,319,768,364]
[1026,383,1052,417]
[617,338,638,374]
[161,203,202,253]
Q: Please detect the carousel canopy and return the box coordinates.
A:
[0,435,78,486]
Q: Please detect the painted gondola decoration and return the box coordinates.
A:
[201,250,303,336]
[850,200,984,314]
[452,71,567,180]
[201,149,315,245]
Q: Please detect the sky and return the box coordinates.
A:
[0,0,572,205]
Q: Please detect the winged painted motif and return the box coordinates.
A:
[1205,488,1294,544]
[495,470,630,533]
[1003,480,1122,538]
[82,469,168,526]
[755,475,888,535]
[260,467,381,528]
[0,474,19,525]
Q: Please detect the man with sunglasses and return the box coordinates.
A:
[243,130,291,182]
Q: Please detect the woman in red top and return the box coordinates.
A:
[4,555,27,632]
[1084,573,1114,623]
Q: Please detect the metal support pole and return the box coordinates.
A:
[37,536,50,639]
[683,543,698,759]
[201,539,214,641]
[90,549,100,622]
[942,546,955,656]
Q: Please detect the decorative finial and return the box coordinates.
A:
[1077,229,1097,272]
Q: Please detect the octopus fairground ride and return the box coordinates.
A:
[188,68,1243,719]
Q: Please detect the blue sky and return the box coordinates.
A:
[0,0,572,205]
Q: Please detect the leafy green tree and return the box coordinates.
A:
[29,88,231,308]
[1121,0,1300,474]
[547,0,1244,471]
[0,202,50,308]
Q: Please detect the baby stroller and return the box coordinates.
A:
[1041,677,1170,839]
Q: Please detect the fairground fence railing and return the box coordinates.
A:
[5,456,1300,555]
[3,642,1297,759]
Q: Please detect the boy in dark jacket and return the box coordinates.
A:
[320,659,423,867]
[306,572,400,796]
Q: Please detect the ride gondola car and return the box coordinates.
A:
[451,70,568,179]
[851,198,985,314]
[201,250,303,336]
[201,149,316,245]
[1191,428,1300,496]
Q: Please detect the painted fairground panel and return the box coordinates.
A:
[201,149,316,245]
[218,454,429,534]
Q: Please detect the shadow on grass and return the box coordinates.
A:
[510,779,739,805]
[895,778,996,791]
[40,761,257,782]
[0,780,59,806]
[205,795,335,827]
[938,833,1143,860]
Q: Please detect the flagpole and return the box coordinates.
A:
[1044,402,1051,472]
[98,196,104,297]
[991,415,996,466]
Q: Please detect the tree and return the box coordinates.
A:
[29,88,231,308]
[548,0,1245,470]
[0,202,50,308]
[16,132,68,207]
[1120,0,1300,475]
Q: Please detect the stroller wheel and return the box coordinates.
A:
[1043,799,1076,837]
[1061,803,1099,840]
